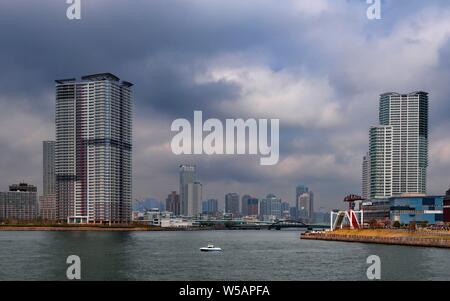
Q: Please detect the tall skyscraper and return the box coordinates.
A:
[187,181,202,217]
[165,191,180,216]
[179,164,196,216]
[225,193,240,216]
[295,184,309,219]
[362,152,371,199]
[55,73,133,224]
[41,141,56,220]
[367,92,428,198]
[298,192,314,222]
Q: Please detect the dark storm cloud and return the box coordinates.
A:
[1,0,450,210]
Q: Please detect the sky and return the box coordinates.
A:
[0,0,450,211]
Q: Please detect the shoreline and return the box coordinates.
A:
[301,229,450,249]
[0,226,155,231]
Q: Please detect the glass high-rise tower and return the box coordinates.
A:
[55,73,133,224]
[367,92,428,198]
[179,164,196,216]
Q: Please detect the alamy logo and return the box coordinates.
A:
[66,0,81,20]
[170,111,279,165]
[66,255,81,280]
[366,0,381,20]
[366,255,381,280]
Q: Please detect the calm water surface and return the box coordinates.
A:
[0,230,449,280]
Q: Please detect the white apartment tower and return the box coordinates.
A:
[55,73,133,224]
[367,92,428,198]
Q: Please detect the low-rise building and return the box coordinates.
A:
[362,195,444,225]
[0,183,38,222]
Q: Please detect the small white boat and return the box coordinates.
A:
[200,244,222,252]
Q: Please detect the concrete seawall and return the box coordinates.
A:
[301,231,450,249]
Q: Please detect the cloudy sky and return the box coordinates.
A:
[1,0,450,211]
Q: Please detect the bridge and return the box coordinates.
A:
[268,219,329,230]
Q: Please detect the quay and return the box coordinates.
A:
[301,229,450,249]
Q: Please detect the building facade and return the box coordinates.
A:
[241,194,251,216]
[369,126,393,198]
[165,191,180,216]
[295,184,309,219]
[179,164,196,216]
[225,193,240,216]
[55,73,133,224]
[0,183,38,221]
[390,196,443,225]
[202,199,219,216]
[362,195,444,225]
[362,152,370,199]
[247,198,259,216]
[260,193,282,219]
[41,141,56,220]
[187,181,202,217]
[367,92,428,198]
[444,188,450,223]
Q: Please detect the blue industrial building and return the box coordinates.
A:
[390,196,444,224]
[362,195,444,225]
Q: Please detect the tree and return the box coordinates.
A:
[392,221,401,228]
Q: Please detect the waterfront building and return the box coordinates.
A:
[40,141,56,220]
[0,183,38,221]
[202,199,219,216]
[179,164,196,216]
[225,193,240,216]
[444,188,450,223]
[260,193,282,219]
[187,181,202,217]
[55,73,133,224]
[241,194,251,216]
[362,195,444,225]
[367,92,428,198]
[166,191,180,216]
[390,195,443,225]
[247,198,259,216]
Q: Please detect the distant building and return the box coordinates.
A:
[260,193,281,219]
[225,193,240,216]
[298,191,314,223]
[247,198,259,216]
[444,188,450,223]
[202,199,219,216]
[43,141,56,196]
[0,183,38,221]
[295,184,310,219]
[40,195,57,221]
[166,191,180,216]
[9,183,37,192]
[40,141,56,221]
[241,194,251,216]
[179,164,196,216]
[187,181,202,217]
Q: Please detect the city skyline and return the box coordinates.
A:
[1,1,450,212]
